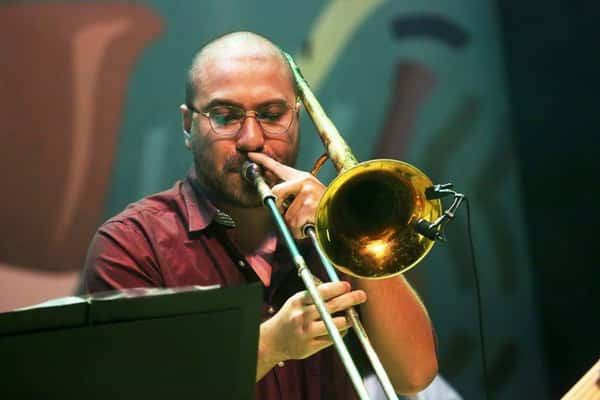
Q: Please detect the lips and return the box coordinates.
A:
[223,156,247,173]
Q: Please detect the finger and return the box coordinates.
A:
[301,281,351,305]
[313,326,350,344]
[307,336,335,355]
[308,315,353,338]
[248,152,305,181]
[273,177,322,238]
[283,195,308,238]
[271,179,303,210]
[309,330,350,356]
[302,290,367,321]
[284,191,321,238]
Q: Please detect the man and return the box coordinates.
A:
[82,31,438,398]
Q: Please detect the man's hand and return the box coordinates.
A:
[256,281,367,380]
[248,152,325,239]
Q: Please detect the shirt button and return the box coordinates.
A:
[277,361,285,367]
[268,306,275,315]
[237,260,246,268]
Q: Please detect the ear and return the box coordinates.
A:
[183,130,192,149]
[180,104,192,149]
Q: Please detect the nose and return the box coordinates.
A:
[236,112,265,153]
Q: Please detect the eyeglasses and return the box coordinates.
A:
[187,101,298,137]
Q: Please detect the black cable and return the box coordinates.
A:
[464,197,492,400]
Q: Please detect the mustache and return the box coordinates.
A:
[223,152,282,173]
[223,152,283,188]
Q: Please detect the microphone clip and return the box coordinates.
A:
[414,183,465,241]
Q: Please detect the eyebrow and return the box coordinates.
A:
[202,98,290,111]
[203,99,243,110]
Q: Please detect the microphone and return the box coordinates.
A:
[414,219,443,241]
[425,183,454,200]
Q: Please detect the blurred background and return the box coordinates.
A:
[1,1,598,398]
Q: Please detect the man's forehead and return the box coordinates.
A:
[198,47,287,80]
[204,34,280,59]
[193,51,293,102]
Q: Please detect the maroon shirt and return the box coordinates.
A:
[82,172,360,400]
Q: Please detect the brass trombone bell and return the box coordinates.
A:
[315,159,442,279]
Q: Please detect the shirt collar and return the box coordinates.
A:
[181,169,281,253]
[182,168,218,232]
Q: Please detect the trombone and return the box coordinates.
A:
[242,51,464,400]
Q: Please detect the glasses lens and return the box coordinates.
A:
[209,106,243,135]
[206,103,295,136]
[257,103,293,134]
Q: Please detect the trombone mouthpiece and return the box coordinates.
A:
[241,160,275,204]
[242,161,261,183]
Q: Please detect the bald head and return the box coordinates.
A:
[185,32,295,106]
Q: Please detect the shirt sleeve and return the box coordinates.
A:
[81,218,164,293]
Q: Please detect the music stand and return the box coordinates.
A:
[0,283,262,400]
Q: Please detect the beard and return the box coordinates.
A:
[191,141,298,209]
